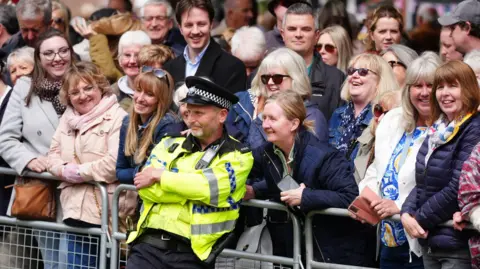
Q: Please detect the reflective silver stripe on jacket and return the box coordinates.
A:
[203,168,219,206]
[163,137,176,148]
[191,219,236,235]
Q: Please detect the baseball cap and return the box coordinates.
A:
[438,0,480,26]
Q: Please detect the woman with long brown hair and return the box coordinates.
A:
[116,67,183,184]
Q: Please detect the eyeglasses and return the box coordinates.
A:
[373,104,389,118]
[40,47,70,61]
[260,74,290,85]
[316,43,336,53]
[387,61,406,69]
[141,66,170,88]
[347,67,377,77]
[68,85,96,99]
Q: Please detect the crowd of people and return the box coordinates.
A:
[0,0,480,268]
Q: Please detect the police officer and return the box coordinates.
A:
[126,76,254,269]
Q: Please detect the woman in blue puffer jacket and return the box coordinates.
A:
[401,60,480,268]
[225,47,328,149]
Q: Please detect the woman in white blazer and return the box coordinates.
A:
[358,52,442,268]
[0,29,74,269]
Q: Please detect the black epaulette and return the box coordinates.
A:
[239,145,251,154]
[163,132,184,138]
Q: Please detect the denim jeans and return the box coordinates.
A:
[380,243,424,269]
[422,246,471,269]
[66,233,99,269]
[33,230,67,269]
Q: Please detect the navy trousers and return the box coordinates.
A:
[126,242,212,269]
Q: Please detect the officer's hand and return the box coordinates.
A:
[243,185,255,201]
[280,183,306,207]
[134,167,163,190]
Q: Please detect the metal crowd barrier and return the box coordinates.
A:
[0,167,110,269]
[111,184,304,269]
[305,208,476,269]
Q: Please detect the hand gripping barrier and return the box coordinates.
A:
[111,184,304,269]
[0,167,110,269]
[305,208,476,269]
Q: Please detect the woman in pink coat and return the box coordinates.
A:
[47,61,136,268]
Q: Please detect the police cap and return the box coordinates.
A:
[182,76,239,110]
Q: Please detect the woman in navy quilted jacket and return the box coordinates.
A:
[401,60,480,269]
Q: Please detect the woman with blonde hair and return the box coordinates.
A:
[226,47,328,148]
[51,1,71,42]
[329,53,398,161]
[317,25,353,73]
[116,67,183,185]
[353,52,441,268]
[47,61,136,267]
[246,90,371,266]
[365,5,404,53]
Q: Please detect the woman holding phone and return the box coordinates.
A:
[247,91,372,266]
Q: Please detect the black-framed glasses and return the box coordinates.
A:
[141,66,170,88]
[260,74,290,85]
[316,43,336,53]
[388,61,406,69]
[40,47,70,61]
[347,67,377,77]
[373,104,389,118]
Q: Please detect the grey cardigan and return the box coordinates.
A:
[0,77,60,174]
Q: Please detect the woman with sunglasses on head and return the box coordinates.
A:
[400,60,480,269]
[226,47,328,149]
[247,90,373,266]
[329,53,398,162]
[317,25,354,73]
[47,61,137,267]
[0,28,74,268]
[353,52,442,269]
[116,67,184,185]
[381,44,419,87]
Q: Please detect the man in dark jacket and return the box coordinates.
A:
[164,0,246,94]
[0,0,52,86]
[281,2,345,120]
[138,0,186,57]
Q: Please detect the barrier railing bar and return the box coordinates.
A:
[306,208,475,269]
[110,184,303,269]
[0,167,110,269]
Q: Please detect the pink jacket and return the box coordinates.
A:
[47,102,136,227]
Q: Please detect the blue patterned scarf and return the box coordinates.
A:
[337,101,372,155]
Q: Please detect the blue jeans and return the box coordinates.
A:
[66,233,99,269]
[380,243,424,269]
[33,230,67,269]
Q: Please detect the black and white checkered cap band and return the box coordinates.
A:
[188,86,232,109]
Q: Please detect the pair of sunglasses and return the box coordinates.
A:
[387,60,406,69]
[347,67,377,76]
[53,18,64,24]
[316,43,336,53]
[260,74,290,85]
[373,104,389,118]
[141,66,170,88]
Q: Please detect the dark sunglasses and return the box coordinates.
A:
[53,18,64,24]
[347,67,377,77]
[373,104,389,118]
[388,60,406,69]
[260,74,290,85]
[141,66,170,88]
[316,43,336,53]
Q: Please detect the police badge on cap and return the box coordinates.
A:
[181,76,239,110]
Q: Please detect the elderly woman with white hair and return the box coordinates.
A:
[381,44,419,87]
[112,30,151,111]
[226,47,328,149]
[464,49,480,85]
[231,26,266,77]
[6,46,35,85]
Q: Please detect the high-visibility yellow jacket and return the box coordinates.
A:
[127,133,253,260]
